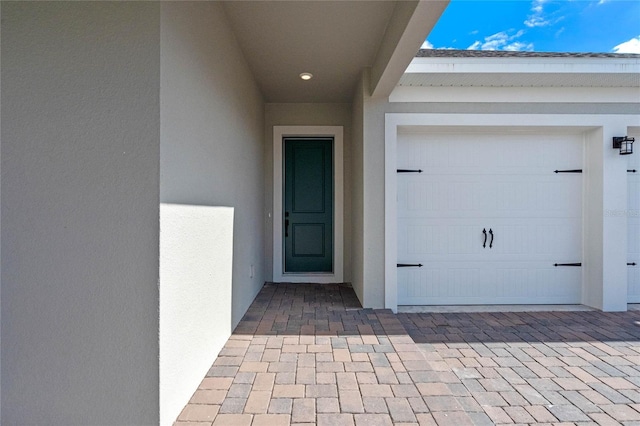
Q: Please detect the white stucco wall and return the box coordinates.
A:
[1,3,160,424]
[160,205,234,426]
[264,103,352,284]
[159,3,265,424]
[588,122,632,311]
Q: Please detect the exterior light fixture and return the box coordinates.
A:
[299,72,313,81]
[613,136,634,155]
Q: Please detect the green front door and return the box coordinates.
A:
[284,138,333,273]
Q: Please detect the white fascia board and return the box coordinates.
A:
[406,56,640,75]
[390,86,640,103]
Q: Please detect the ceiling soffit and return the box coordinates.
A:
[223,1,398,103]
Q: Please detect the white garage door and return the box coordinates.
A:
[628,133,640,302]
[397,131,583,305]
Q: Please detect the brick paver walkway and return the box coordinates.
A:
[175,283,640,425]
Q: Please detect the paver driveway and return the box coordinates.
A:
[175,283,640,425]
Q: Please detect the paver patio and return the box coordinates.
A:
[175,283,640,425]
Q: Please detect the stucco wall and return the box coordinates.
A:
[351,77,365,305]
[1,3,160,424]
[264,103,352,284]
[159,2,265,424]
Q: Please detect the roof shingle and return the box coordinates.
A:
[417,49,640,59]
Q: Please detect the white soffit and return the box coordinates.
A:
[400,55,640,88]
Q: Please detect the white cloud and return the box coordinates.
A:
[421,40,434,49]
[525,0,563,28]
[467,30,534,52]
[468,41,482,50]
[421,40,459,50]
[613,35,640,54]
[525,0,549,27]
[504,42,535,51]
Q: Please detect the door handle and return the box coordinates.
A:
[482,228,487,248]
[285,211,290,237]
[489,228,494,249]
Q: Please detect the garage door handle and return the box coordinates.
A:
[482,228,487,248]
[489,228,494,249]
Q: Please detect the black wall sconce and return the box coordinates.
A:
[613,136,634,155]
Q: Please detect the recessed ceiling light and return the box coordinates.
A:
[299,72,313,81]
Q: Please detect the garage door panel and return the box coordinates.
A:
[630,223,640,256]
[400,219,580,259]
[400,219,493,257]
[488,225,528,255]
[400,223,447,256]
[398,261,581,305]
[629,181,640,210]
[398,131,583,305]
[629,266,640,303]
[533,222,581,256]
[400,267,482,299]
[400,176,580,218]
[399,133,583,171]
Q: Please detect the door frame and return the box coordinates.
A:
[273,126,344,283]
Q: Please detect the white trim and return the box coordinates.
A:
[384,113,640,313]
[406,56,640,74]
[273,126,344,283]
[389,86,640,104]
[384,119,397,311]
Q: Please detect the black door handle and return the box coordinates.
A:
[285,212,290,237]
[482,228,487,248]
[489,228,494,249]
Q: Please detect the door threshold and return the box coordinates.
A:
[398,304,596,313]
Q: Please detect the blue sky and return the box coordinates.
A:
[424,0,640,53]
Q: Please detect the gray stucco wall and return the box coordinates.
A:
[159,2,265,423]
[351,78,365,305]
[2,2,160,424]
[160,1,265,332]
